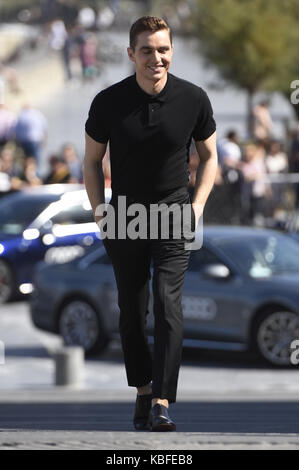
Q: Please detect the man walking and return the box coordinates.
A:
[84,16,217,431]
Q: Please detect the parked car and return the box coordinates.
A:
[0,184,111,303]
[30,226,299,367]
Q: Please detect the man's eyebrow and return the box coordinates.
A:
[139,45,170,50]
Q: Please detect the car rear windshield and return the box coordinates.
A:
[0,194,59,235]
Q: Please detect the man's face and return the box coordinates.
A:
[127,29,173,83]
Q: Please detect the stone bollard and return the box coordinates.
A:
[54,346,84,387]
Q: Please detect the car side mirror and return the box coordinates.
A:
[201,263,231,280]
[39,220,54,236]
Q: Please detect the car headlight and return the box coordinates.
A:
[23,228,40,240]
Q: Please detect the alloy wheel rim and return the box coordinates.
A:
[60,300,99,350]
[257,311,299,365]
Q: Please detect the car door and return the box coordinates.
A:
[80,249,119,333]
[40,203,99,264]
[182,245,249,345]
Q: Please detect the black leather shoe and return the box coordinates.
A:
[133,393,152,431]
[148,404,176,432]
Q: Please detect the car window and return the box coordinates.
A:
[215,233,299,277]
[188,247,224,272]
[0,195,58,235]
[49,204,94,225]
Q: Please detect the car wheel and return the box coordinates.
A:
[58,299,110,356]
[253,310,299,367]
[0,259,14,304]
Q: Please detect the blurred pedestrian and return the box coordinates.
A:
[10,157,42,190]
[218,130,243,223]
[0,103,16,150]
[265,140,288,174]
[15,103,47,173]
[0,63,21,94]
[241,143,271,224]
[48,19,75,82]
[218,130,242,169]
[0,147,21,193]
[43,155,71,184]
[48,19,67,52]
[62,26,73,81]
[265,140,288,216]
[79,33,98,82]
[61,143,83,182]
[0,147,18,178]
[253,101,273,143]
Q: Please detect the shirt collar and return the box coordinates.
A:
[131,72,171,103]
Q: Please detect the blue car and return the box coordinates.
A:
[0,184,111,302]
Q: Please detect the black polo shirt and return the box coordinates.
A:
[85,72,216,197]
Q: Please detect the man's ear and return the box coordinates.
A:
[127,47,135,63]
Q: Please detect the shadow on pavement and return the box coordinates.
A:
[0,401,299,433]
[3,339,297,371]
[4,347,50,359]
[92,345,295,371]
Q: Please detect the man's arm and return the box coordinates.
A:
[83,131,108,227]
[192,131,218,226]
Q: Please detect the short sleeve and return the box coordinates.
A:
[192,89,216,141]
[85,91,110,143]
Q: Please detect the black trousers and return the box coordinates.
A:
[102,187,195,404]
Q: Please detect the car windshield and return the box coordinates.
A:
[0,194,58,235]
[214,233,299,278]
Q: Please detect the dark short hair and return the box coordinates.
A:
[129,16,172,50]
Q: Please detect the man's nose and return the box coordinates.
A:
[152,50,162,63]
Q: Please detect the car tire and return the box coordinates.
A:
[58,298,110,356]
[0,259,14,304]
[252,309,299,367]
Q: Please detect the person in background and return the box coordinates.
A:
[240,143,272,224]
[10,157,42,190]
[48,18,68,52]
[0,147,18,179]
[253,101,273,143]
[43,155,71,184]
[0,103,16,150]
[0,146,21,193]
[265,140,288,174]
[62,25,73,82]
[61,143,83,182]
[218,130,243,223]
[265,140,288,218]
[79,32,98,82]
[218,130,242,169]
[15,103,48,173]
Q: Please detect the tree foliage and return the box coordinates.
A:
[193,0,294,91]
[190,0,299,120]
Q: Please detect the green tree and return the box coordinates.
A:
[261,0,299,121]
[192,0,298,136]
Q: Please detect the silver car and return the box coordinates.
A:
[30,226,299,367]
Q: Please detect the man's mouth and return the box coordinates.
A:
[148,65,164,72]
